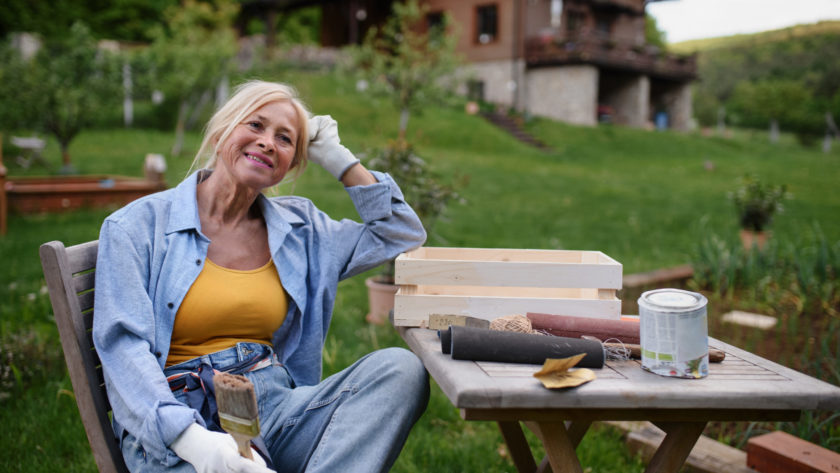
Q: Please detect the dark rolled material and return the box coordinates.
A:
[440,328,452,354]
[448,325,604,368]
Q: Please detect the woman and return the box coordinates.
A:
[93,80,429,473]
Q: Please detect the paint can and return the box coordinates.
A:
[638,288,709,379]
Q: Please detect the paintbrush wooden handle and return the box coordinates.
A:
[230,432,254,460]
[707,348,726,363]
[604,343,726,363]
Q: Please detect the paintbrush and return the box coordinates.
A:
[581,335,726,362]
[214,372,260,460]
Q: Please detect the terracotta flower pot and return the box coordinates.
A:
[740,229,769,252]
[365,276,399,325]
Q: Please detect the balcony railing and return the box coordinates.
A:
[590,0,645,14]
[524,34,697,80]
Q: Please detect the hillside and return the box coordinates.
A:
[669,20,840,53]
[674,20,840,133]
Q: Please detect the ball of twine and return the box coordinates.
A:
[490,314,540,334]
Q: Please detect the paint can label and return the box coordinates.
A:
[638,289,709,379]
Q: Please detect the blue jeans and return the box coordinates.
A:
[121,342,429,472]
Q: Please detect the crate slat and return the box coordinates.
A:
[395,247,621,289]
[393,247,623,327]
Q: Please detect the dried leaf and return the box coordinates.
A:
[533,353,597,389]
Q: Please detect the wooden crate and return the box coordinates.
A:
[393,247,622,327]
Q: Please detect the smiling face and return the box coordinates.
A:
[216,100,300,190]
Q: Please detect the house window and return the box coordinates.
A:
[427,11,444,30]
[476,4,498,44]
[567,11,584,33]
[427,11,445,39]
[550,0,563,29]
[467,79,485,102]
[595,14,612,36]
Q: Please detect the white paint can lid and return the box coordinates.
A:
[639,288,707,312]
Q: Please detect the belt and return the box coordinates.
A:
[166,354,276,392]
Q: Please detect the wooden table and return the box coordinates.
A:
[398,327,840,473]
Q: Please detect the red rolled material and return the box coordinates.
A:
[526,312,640,344]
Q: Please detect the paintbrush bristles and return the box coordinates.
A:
[214,372,258,420]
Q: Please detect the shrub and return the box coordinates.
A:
[365,140,466,281]
[729,175,790,232]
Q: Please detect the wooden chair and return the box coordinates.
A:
[40,240,129,473]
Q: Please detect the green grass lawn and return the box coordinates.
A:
[1,68,838,471]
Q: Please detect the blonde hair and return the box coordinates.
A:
[190,80,311,179]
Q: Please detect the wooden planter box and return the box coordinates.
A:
[393,247,623,327]
[0,172,166,235]
[3,175,166,214]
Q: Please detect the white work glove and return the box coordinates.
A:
[307,115,360,180]
[171,423,273,473]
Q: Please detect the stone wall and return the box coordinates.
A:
[461,59,693,132]
[461,59,526,109]
[661,82,693,131]
[604,74,649,128]
[526,65,598,126]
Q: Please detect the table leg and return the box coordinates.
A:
[497,421,537,473]
[644,421,707,473]
[565,420,593,448]
[530,422,584,473]
[526,420,592,473]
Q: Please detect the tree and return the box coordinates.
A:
[18,22,121,173]
[146,0,238,156]
[0,0,177,42]
[349,1,466,288]
[0,43,34,134]
[350,0,461,141]
[645,14,667,49]
[690,28,840,133]
[729,79,822,143]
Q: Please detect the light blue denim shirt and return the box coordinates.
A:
[92,169,426,466]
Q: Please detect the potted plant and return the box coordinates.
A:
[729,175,790,251]
[363,140,465,324]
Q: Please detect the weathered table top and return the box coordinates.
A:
[399,327,840,413]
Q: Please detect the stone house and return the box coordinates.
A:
[244,0,697,130]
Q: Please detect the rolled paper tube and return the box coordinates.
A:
[527,312,641,345]
[448,325,605,368]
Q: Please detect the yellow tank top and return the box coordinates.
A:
[166,258,287,367]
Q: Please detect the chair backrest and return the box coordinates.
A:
[40,240,129,473]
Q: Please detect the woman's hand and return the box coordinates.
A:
[307,115,360,180]
[171,423,274,473]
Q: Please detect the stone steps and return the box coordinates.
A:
[480,111,551,151]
